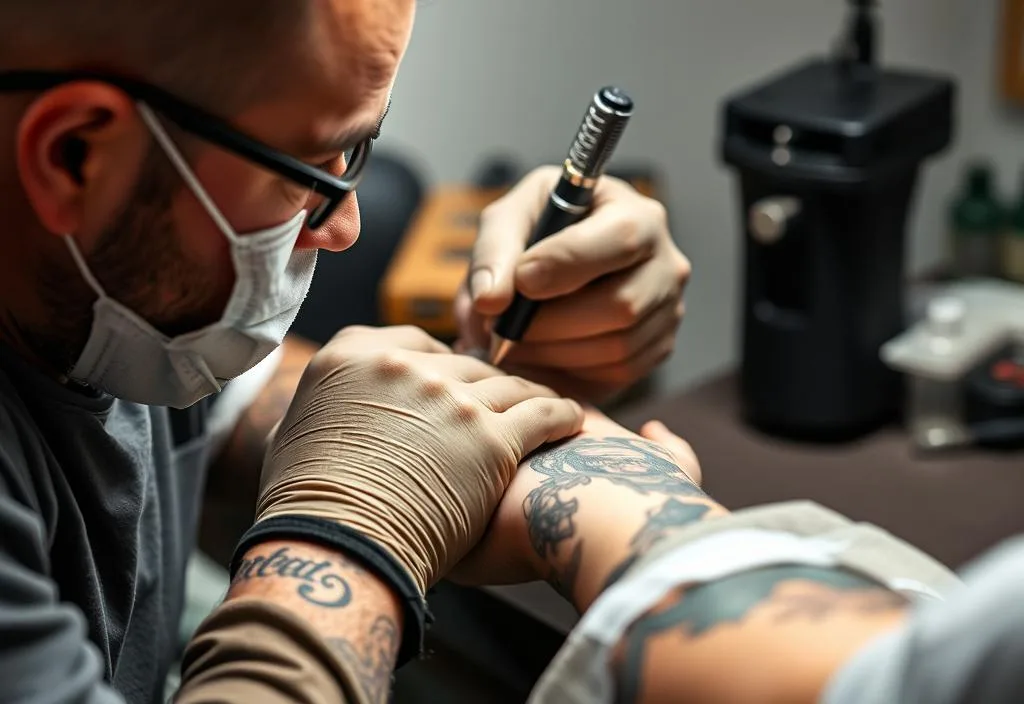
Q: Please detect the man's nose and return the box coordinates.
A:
[294,193,362,252]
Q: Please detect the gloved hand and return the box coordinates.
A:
[455,167,691,401]
[254,325,584,595]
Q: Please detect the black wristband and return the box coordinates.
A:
[229,515,433,667]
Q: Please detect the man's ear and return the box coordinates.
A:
[16,82,148,245]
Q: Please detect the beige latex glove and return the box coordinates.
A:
[255,325,585,594]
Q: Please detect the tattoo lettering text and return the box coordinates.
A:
[234,546,353,608]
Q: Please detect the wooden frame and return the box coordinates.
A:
[1001,0,1024,102]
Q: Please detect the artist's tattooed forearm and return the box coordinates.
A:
[326,616,399,704]
[233,546,398,701]
[601,499,713,593]
[233,546,360,608]
[523,436,706,600]
[613,566,908,704]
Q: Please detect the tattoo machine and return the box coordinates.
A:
[489,86,635,366]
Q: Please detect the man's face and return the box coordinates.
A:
[11,0,415,370]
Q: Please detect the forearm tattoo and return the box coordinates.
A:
[233,546,359,608]
[613,566,908,704]
[233,547,400,702]
[523,436,706,600]
[601,499,712,593]
[327,616,400,704]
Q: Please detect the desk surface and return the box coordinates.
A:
[616,372,1024,570]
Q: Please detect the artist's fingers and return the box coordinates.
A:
[516,257,681,342]
[469,166,561,316]
[562,328,677,389]
[504,300,682,370]
[515,180,666,300]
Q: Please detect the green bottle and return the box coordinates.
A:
[951,163,1003,278]
[1003,167,1024,283]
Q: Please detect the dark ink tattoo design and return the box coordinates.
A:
[631,499,712,554]
[529,436,704,498]
[614,566,908,704]
[234,546,354,608]
[327,616,400,704]
[601,499,712,593]
[524,437,706,601]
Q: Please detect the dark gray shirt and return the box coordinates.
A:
[0,345,211,703]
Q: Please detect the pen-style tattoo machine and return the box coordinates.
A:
[489,86,635,366]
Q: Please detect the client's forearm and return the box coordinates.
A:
[520,433,727,611]
[521,435,909,704]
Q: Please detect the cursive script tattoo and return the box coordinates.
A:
[613,566,908,704]
[524,436,705,601]
[602,499,713,593]
[234,546,355,608]
[327,616,400,704]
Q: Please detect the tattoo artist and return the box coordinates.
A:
[0,1,692,702]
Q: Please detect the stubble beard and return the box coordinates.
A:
[28,145,221,378]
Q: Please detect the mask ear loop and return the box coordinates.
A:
[63,235,108,299]
[135,102,240,245]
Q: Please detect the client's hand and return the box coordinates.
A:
[450,408,722,609]
[255,326,585,595]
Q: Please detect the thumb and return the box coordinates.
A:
[469,167,559,316]
[640,420,702,487]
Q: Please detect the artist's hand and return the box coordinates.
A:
[449,407,704,590]
[254,325,585,594]
[454,166,691,402]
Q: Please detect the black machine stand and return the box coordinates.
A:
[720,0,956,440]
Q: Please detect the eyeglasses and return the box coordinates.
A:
[0,69,374,230]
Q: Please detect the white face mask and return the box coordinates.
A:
[62,102,317,409]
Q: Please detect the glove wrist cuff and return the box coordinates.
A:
[230,515,433,667]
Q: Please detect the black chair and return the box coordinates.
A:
[291,149,426,345]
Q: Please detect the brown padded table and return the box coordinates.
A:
[614,371,1024,571]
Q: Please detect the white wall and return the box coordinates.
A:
[380,0,989,393]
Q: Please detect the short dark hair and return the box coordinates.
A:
[0,1,312,112]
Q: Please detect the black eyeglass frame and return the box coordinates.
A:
[0,69,372,229]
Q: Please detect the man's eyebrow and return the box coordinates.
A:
[302,98,392,157]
